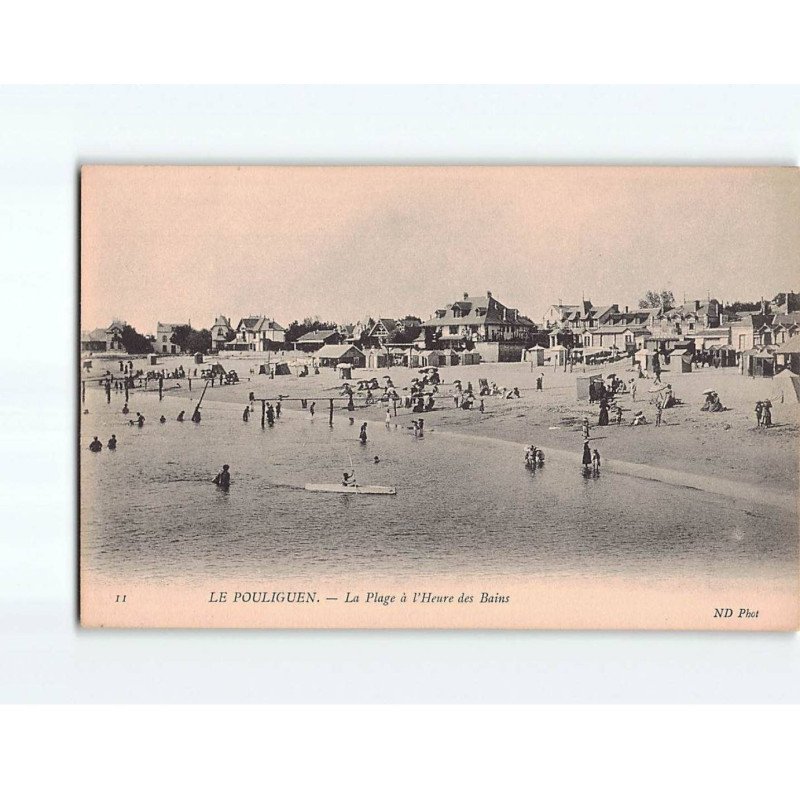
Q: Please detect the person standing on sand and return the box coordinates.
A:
[385,409,391,429]
[630,380,637,403]
[276,401,281,419]
[582,441,592,474]
[309,402,315,418]
[122,403,129,415]
[479,397,485,413]
[592,448,601,476]
[107,434,117,450]
[762,401,772,428]
[89,436,102,452]
[243,406,250,422]
[754,401,763,427]
[536,373,543,391]
[582,417,590,440]
[655,399,663,427]
[177,410,185,422]
[359,422,368,444]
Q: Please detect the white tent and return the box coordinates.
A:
[774,369,800,403]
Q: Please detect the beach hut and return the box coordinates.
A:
[776,337,800,374]
[576,373,603,401]
[461,350,481,366]
[149,355,158,365]
[743,347,776,378]
[524,345,546,366]
[315,344,365,368]
[544,344,568,367]
[337,363,353,380]
[670,347,693,373]
[273,361,291,376]
[774,369,800,403]
[194,352,204,364]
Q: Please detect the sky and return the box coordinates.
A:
[81,166,800,334]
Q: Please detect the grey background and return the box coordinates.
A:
[1,85,799,702]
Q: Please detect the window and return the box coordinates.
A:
[449,326,459,335]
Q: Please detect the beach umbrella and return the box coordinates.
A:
[702,388,715,395]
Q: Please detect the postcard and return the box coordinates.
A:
[79,165,799,629]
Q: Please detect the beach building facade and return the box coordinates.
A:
[231,315,286,351]
[80,320,126,353]
[422,292,537,347]
[314,344,365,368]
[210,315,233,351]
[156,322,188,354]
[294,329,343,352]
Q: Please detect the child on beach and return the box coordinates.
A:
[592,449,601,476]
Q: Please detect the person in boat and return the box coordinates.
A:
[212,464,231,489]
[191,409,201,423]
[359,422,368,444]
[89,436,102,452]
[177,410,185,422]
[243,406,250,422]
[342,471,357,487]
[122,403,129,415]
[160,415,166,424]
[107,434,117,450]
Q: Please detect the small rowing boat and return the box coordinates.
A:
[304,484,396,495]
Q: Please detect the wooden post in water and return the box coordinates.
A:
[261,399,266,429]
[329,398,334,426]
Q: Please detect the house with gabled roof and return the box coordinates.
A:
[294,329,343,352]
[210,314,233,351]
[233,315,286,351]
[423,291,536,346]
[81,321,126,353]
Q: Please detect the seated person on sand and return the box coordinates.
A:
[629,411,647,426]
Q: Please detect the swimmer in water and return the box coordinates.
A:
[212,464,231,489]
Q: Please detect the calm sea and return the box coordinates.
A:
[80,389,798,583]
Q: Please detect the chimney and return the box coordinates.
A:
[463,292,469,300]
[486,290,492,298]
[625,305,629,313]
